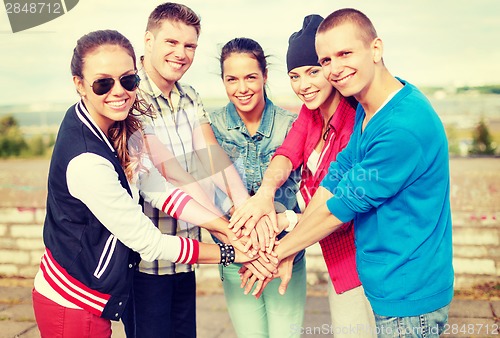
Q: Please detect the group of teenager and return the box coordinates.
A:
[31,2,454,338]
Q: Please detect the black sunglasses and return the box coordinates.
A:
[85,73,140,96]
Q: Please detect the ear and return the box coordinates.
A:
[372,37,383,63]
[263,69,268,84]
[73,76,86,97]
[145,31,155,53]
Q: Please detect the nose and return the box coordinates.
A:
[173,45,187,59]
[327,59,343,78]
[237,80,248,93]
[110,79,127,96]
[299,78,311,92]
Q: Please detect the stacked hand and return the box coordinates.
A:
[239,254,295,298]
[226,193,295,296]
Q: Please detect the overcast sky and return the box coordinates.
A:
[0,0,499,107]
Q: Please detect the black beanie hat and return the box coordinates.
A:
[286,14,324,73]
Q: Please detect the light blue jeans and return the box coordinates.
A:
[374,304,450,338]
[219,257,306,338]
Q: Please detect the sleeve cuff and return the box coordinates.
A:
[272,152,299,171]
[320,175,340,194]
[326,196,355,223]
[175,238,199,265]
[161,188,193,219]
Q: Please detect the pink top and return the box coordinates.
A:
[274,97,359,293]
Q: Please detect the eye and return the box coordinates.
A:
[341,51,352,57]
[186,44,197,51]
[319,58,330,67]
[310,69,320,76]
[289,74,299,81]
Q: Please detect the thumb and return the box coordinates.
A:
[278,277,290,295]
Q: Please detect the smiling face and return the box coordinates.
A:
[316,22,381,102]
[288,65,335,111]
[222,53,267,117]
[74,44,137,134]
[144,20,198,92]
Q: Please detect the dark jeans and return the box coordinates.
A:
[122,270,196,338]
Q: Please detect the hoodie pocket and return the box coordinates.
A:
[357,250,387,299]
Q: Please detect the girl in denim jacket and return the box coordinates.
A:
[208,37,306,338]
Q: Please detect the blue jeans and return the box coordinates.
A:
[122,270,196,338]
[374,304,450,338]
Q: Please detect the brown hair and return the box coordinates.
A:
[71,30,153,181]
[219,37,269,98]
[318,8,377,47]
[146,2,201,36]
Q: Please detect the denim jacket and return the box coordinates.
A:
[209,98,301,211]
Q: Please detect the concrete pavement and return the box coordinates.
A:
[0,278,498,338]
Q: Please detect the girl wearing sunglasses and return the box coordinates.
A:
[31,29,252,338]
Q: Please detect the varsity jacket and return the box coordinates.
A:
[39,101,198,320]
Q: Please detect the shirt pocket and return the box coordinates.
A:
[258,146,277,177]
[220,140,246,178]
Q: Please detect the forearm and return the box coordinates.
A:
[175,179,222,217]
[178,200,230,234]
[197,124,249,207]
[276,187,343,259]
[197,242,222,264]
[214,161,250,207]
[256,155,293,198]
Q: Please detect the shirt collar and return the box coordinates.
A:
[75,100,115,153]
[328,96,352,133]
[224,97,275,137]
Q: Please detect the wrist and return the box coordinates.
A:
[284,210,298,232]
[217,243,235,266]
[255,186,275,200]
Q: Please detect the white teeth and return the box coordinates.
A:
[168,61,182,70]
[335,74,353,84]
[303,92,317,99]
[107,100,125,107]
[237,95,252,101]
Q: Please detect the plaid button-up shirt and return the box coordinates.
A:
[137,64,209,275]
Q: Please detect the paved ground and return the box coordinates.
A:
[0,279,498,338]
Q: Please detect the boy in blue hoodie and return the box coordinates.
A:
[265,8,453,338]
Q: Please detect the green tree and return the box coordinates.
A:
[445,125,460,156]
[469,119,496,155]
[0,115,27,157]
[27,135,46,156]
